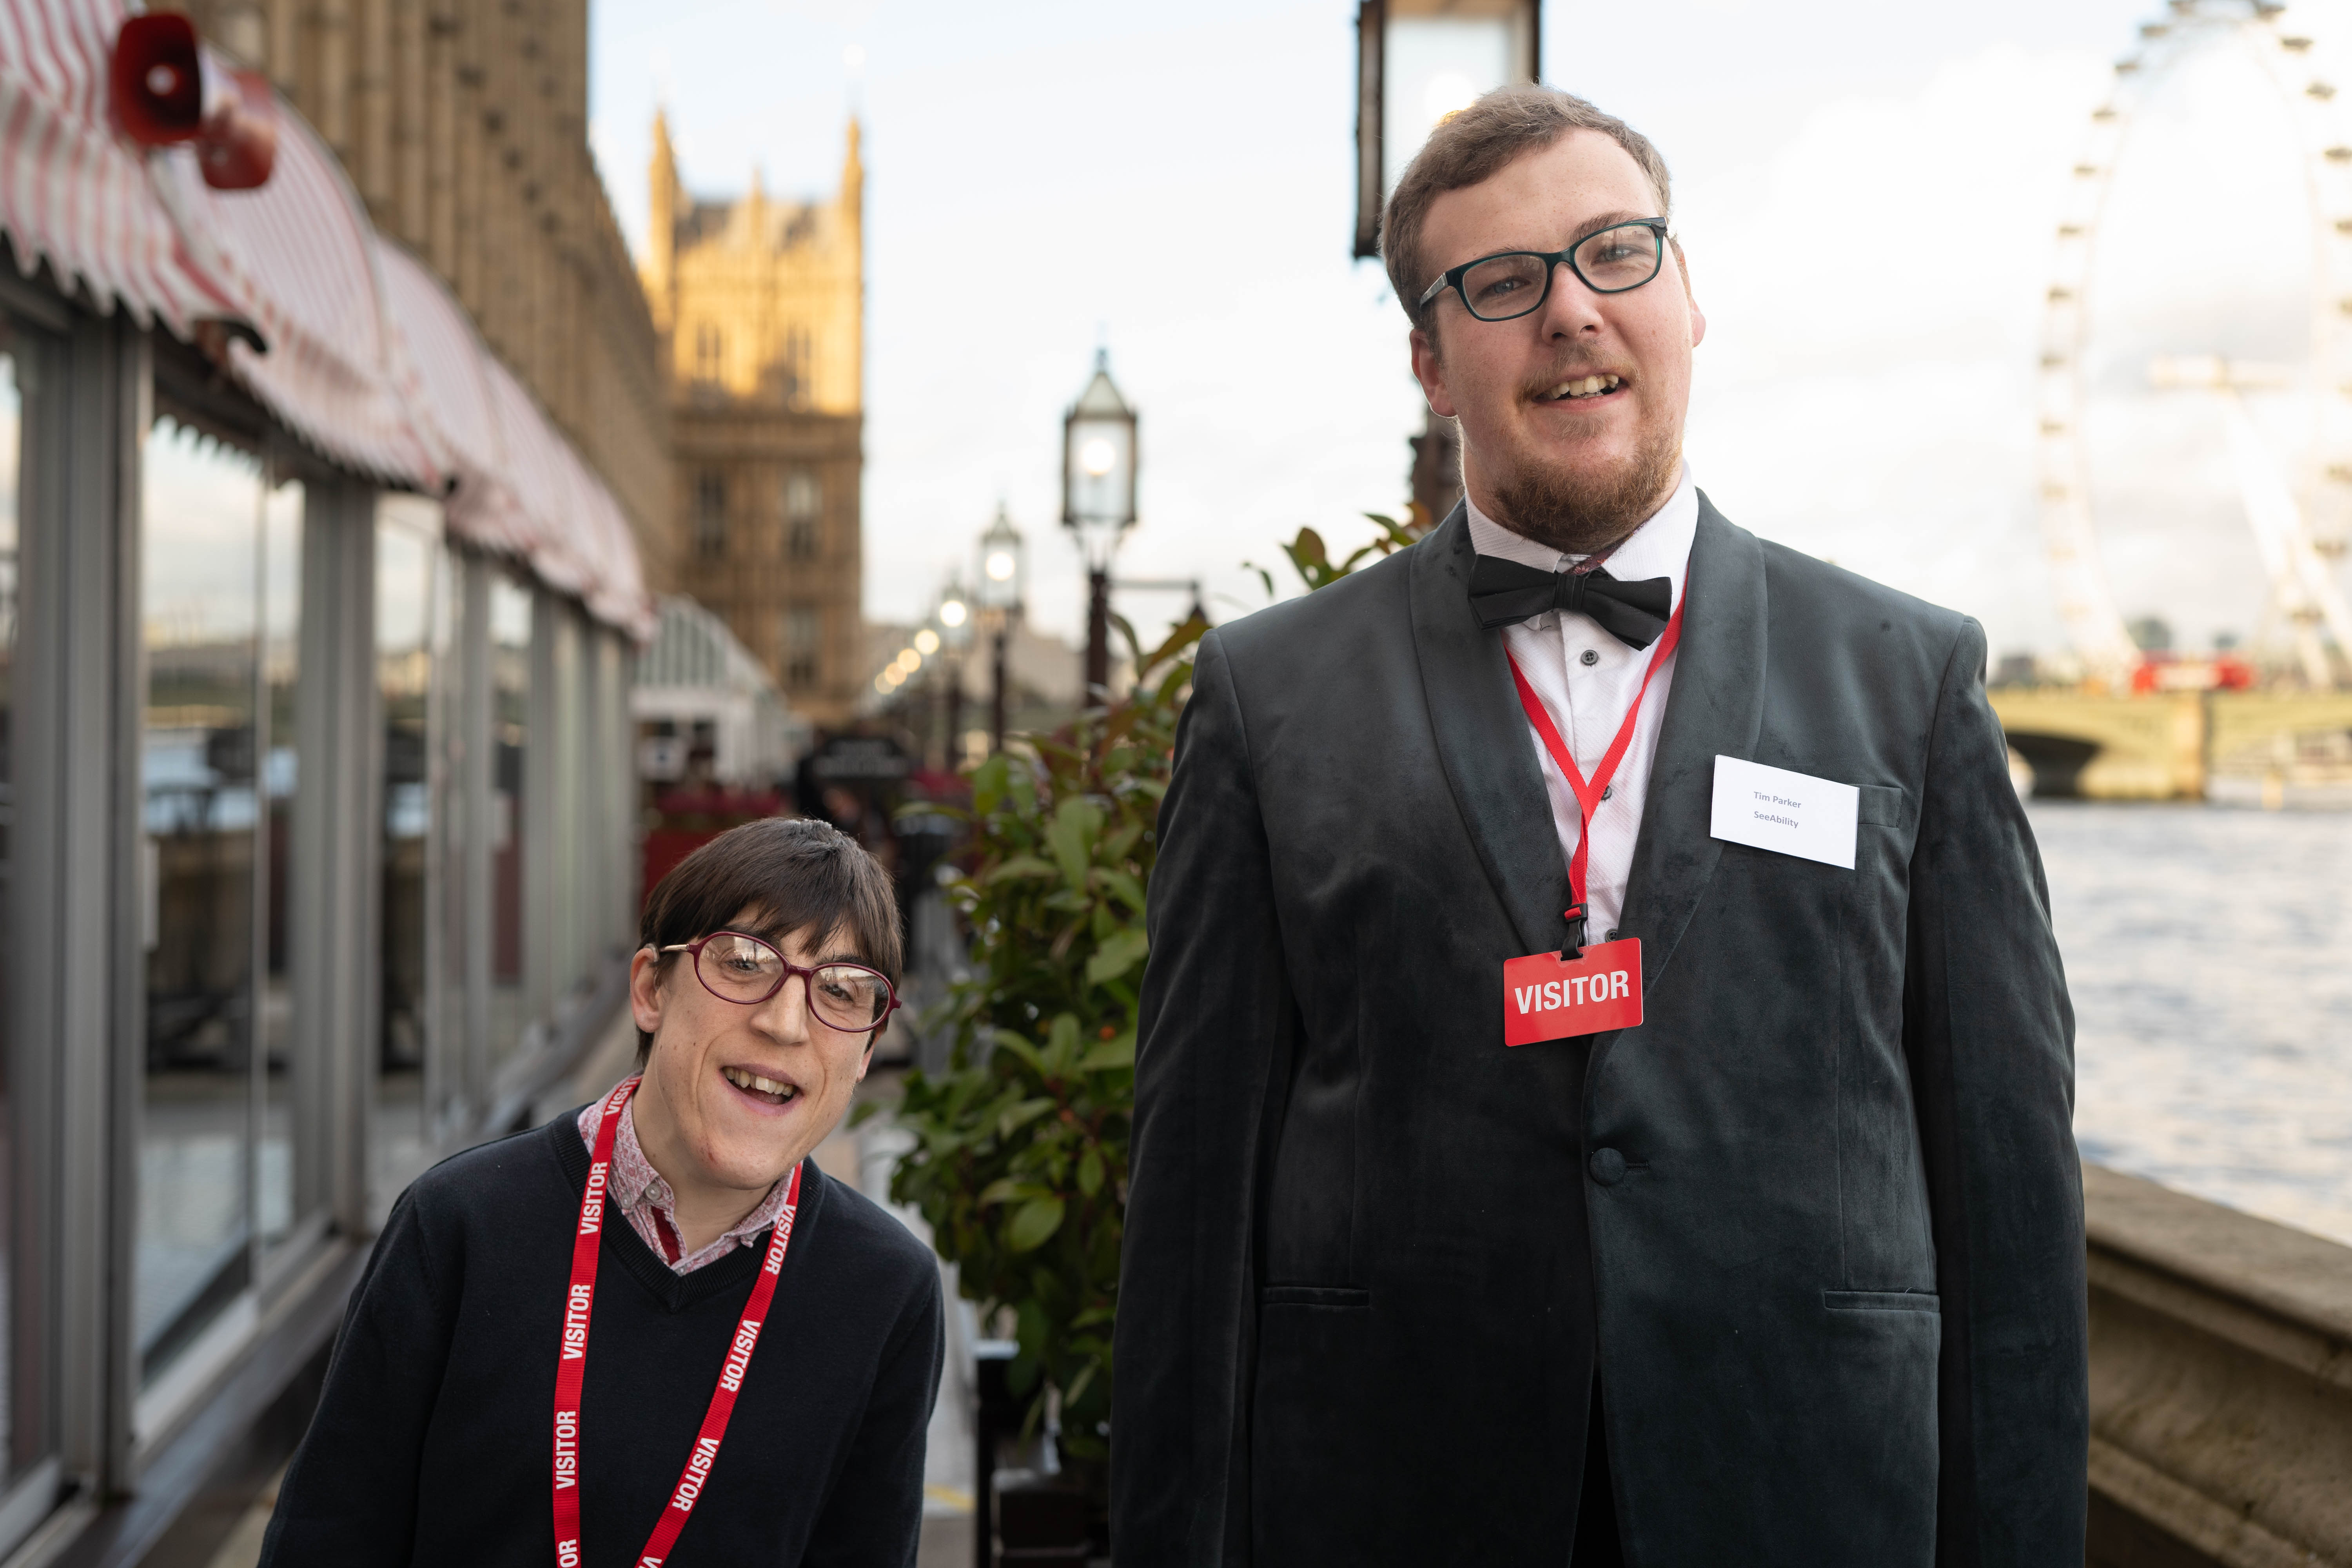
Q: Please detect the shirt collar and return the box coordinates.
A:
[1463,461,1699,619]
[608,1098,674,1212]
[577,1084,798,1268]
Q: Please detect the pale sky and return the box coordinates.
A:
[589,0,2352,666]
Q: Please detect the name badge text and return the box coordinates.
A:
[1708,755,1859,869]
[1503,938,1643,1047]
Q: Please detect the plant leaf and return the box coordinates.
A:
[1078,1033,1136,1071]
[1045,798,1103,889]
[1046,1013,1082,1071]
[1008,1196,1066,1252]
[998,1098,1056,1138]
[1084,927,1150,986]
[990,1031,1046,1073]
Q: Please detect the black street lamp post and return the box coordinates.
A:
[937,586,970,770]
[975,506,1025,754]
[1062,350,1138,703]
[1353,0,1539,523]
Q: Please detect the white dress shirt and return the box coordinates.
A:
[1464,463,1699,944]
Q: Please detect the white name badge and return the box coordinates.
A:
[1709,756,1858,869]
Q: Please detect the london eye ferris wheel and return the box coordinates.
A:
[2040,0,2352,688]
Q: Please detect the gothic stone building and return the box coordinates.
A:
[642,114,866,727]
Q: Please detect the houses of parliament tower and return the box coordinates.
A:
[642,114,867,726]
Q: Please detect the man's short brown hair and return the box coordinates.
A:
[635,816,902,1066]
[1382,85,1673,334]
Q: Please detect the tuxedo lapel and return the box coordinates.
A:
[1408,505,1571,958]
[1617,493,1769,991]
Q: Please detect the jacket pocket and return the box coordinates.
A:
[1857,783,1908,828]
[1822,1288,1940,1314]
[1260,1284,1371,1310]
[1254,1283,1377,1559]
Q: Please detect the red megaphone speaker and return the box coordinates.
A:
[112,14,278,190]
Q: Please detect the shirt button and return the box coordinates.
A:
[1606,927,1620,941]
[1580,648,1600,666]
[1589,1148,1627,1186]
[1600,784,1614,801]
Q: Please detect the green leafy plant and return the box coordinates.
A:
[1244,507,1427,597]
[878,614,1204,1460]
[879,511,1426,1465]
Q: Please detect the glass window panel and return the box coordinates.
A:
[488,576,532,1067]
[0,339,41,1485]
[552,608,583,1000]
[258,475,303,1254]
[375,507,437,1203]
[437,555,472,1118]
[139,417,264,1383]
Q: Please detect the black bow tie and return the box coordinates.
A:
[1468,555,1674,648]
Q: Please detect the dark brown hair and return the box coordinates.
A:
[635,817,902,1065]
[1382,85,1673,336]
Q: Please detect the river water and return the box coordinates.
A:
[2030,801,2352,1247]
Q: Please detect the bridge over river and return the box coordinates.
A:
[1989,688,2352,804]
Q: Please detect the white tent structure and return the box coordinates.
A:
[633,595,805,786]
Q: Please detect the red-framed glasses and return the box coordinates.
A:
[659,931,900,1034]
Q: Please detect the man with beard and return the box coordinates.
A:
[1111,87,2085,1567]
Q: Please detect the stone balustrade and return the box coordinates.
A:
[2084,1162,2352,1567]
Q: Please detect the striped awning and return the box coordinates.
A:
[0,0,227,331]
[152,114,441,487]
[0,0,655,639]
[372,233,653,633]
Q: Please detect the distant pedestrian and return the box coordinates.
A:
[263,818,941,1567]
[1113,87,2086,1566]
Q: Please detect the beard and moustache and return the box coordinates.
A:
[1474,373,1683,557]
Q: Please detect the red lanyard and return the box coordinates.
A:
[554,1075,803,1568]
[1503,598,1687,927]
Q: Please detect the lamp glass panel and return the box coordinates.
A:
[977,532,1023,612]
[1065,418,1134,527]
[1382,17,1511,200]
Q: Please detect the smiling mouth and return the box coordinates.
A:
[1537,373,1624,402]
[720,1065,800,1107]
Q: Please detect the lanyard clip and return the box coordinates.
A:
[1560,904,1590,961]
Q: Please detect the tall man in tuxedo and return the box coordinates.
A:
[1111,87,2086,1567]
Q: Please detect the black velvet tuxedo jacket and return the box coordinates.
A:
[1110,497,2087,1567]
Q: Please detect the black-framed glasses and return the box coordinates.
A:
[1417,219,1670,322]
[661,931,901,1034]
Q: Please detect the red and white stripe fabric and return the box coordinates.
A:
[376,235,652,636]
[374,236,534,555]
[152,111,441,486]
[0,0,228,330]
[0,0,655,639]
[481,352,585,593]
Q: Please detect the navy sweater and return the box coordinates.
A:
[260,1113,944,1567]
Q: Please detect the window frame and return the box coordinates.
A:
[0,269,79,1557]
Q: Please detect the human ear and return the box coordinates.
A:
[1409,326,1459,419]
[629,946,667,1036]
[1672,240,1706,349]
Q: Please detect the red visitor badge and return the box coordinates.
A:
[1503,937,1643,1047]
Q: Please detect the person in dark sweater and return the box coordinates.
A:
[262,818,945,1567]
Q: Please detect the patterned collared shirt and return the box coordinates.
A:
[577,1085,797,1276]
